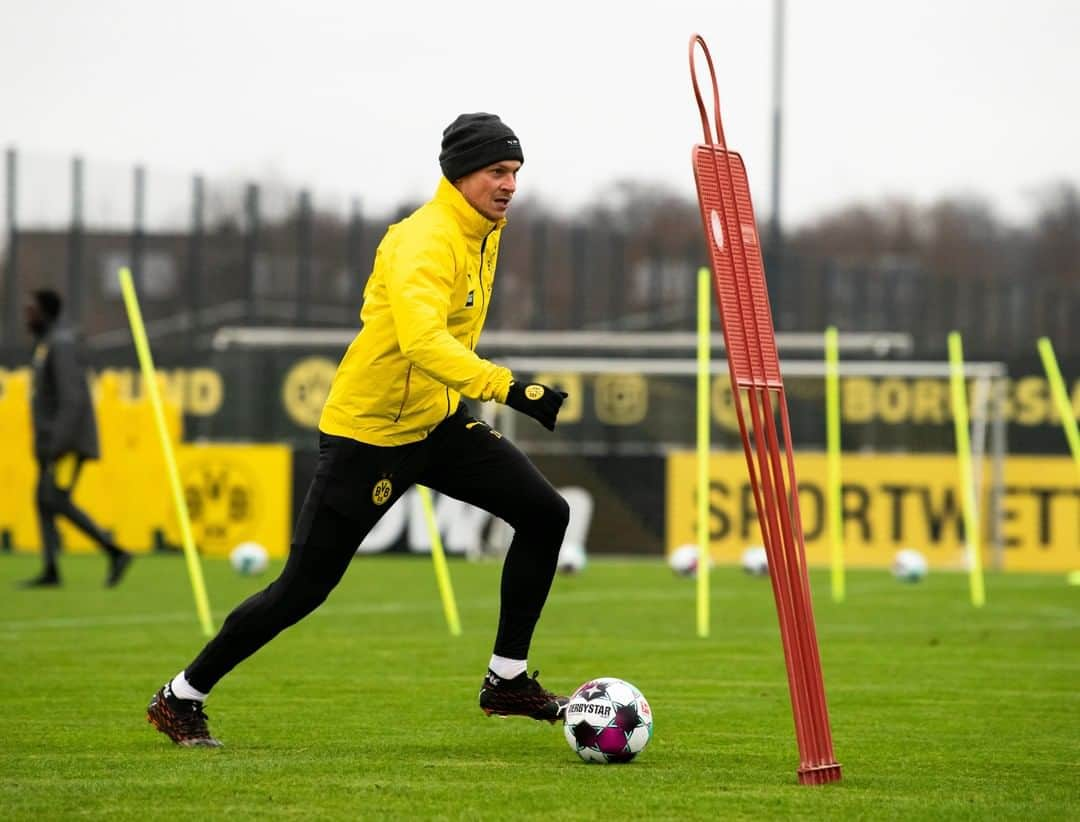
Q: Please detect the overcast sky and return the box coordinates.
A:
[2,0,1078,229]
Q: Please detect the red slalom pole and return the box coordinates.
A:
[687,33,841,785]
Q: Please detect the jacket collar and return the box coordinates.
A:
[434,177,506,239]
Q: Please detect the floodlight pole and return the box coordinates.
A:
[769,0,785,252]
[4,147,18,347]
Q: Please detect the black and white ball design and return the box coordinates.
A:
[563,677,653,763]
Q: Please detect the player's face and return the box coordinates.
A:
[24,301,45,336]
[456,160,521,221]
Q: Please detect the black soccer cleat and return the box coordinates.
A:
[106,551,133,588]
[479,670,569,724]
[17,572,61,589]
[147,685,222,748]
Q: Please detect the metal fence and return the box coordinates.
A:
[768,255,1080,359]
[3,147,1078,360]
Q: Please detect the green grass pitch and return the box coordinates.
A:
[1,553,1077,820]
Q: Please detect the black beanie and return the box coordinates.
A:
[439,113,524,182]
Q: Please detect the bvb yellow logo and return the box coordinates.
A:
[525,384,545,400]
[282,357,338,428]
[595,373,648,425]
[183,461,256,552]
[372,478,393,506]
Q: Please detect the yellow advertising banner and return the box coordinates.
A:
[666,451,1080,572]
[1,443,291,559]
[0,370,291,559]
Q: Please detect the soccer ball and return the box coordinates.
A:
[563,677,653,763]
[741,545,769,576]
[229,541,269,576]
[892,548,928,583]
[668,544,712,577]
[557,541,587,575]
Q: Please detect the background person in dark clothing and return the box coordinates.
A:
[19,288,133,589]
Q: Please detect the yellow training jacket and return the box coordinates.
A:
[319,177,514,446]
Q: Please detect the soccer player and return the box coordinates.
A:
[19,289,133,589]
[148,113,571,747]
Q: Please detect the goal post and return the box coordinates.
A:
[206,326,1008,570]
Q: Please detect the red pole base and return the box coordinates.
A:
[797,762,843,785]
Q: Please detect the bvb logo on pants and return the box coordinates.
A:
[183,461,257,552]
[372,478,393,506]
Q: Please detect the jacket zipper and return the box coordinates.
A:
[394,364,413,422]
[478,229,494,319]
[439,229,495,425]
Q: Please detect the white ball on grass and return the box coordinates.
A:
[668,544,712,577]
[563,677,654,763]
[557,541,587,575]
[741,545,769,576]
[892,548,928,582]
[229,541,269,576]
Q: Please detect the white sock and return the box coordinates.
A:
[489,655,527,680]
[169,671,209,702]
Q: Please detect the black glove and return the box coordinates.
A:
[505,381,568,431]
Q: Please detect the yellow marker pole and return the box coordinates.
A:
[1037,337,1080,585]
[696,267,710,639]
[417,485,462,636]
[118,268,214,636]
[824,326,845,603]
[1037,337,1080,480]
[948,332,986,607]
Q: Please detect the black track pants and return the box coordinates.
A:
[36,455,119,575]
[185,405,569,693]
